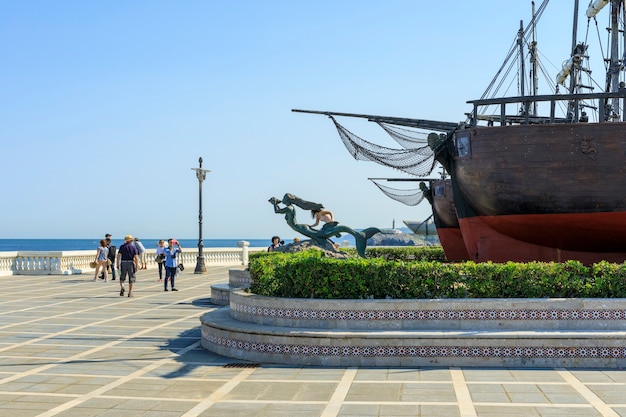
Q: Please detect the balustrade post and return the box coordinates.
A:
[237,240,250,265]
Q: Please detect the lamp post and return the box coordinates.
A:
[191,157,211,274]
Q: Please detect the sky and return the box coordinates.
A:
[0,1,602,240]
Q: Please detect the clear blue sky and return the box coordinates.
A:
[1,1,584,240]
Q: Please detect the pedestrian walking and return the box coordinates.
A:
[99,234,115,280]
[92,240,109,282]
[116,234,139,297]
[134,237,147,269]
[164,238,182,291]
[105,237,117,281]
[155,239,166,282]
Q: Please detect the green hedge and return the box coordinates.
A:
[362,246,447,261]
[251,245,447,261]
[248,249,626,299]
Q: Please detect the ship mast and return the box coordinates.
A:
[606,0,622,118]
[560,0,581,121]
[586,0,623,120]
[518,20,526,108]
[530,1,539,115]
[569,0,579,95]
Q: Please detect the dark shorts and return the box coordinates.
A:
[120,261,136,283]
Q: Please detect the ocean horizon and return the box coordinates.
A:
[0,238,274,252]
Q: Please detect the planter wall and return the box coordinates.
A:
[201,292,626,368]
[230,291,626,331]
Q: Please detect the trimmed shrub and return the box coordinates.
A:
[248,248,626,299]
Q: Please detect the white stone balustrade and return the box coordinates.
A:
[0,241,264,276]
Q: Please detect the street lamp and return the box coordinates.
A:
[191,157,211,274]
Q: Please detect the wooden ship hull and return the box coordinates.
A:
[423,178,469,261]
[432,123,626,263]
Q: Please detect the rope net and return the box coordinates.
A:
[376,122,429,149]
[330,116,436,177]
[370,179,426,206]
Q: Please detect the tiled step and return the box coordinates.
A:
[200,307,626,368]
[210,283,232,306]
[210,269,252,305]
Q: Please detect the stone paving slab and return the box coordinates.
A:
[1,267,626,416]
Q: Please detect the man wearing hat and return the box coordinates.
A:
[116,234,139,297]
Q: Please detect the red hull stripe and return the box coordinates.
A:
[459,214,626,264]
[436,228,470,261]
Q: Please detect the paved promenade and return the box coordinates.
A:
[1,267,626,417]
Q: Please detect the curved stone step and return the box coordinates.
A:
[200,307,626,368]
[229,269,252,288]
[210,283,232,306]
[211,269,253,305]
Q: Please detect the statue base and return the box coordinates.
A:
[272,239,351,259]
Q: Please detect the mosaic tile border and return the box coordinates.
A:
[210,288,230,302]
[230,302,626,321]
[206,334,626,359]
[228,270,252,288]
[229,276,252,287]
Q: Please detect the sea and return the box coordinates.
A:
[0,239,270,252]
